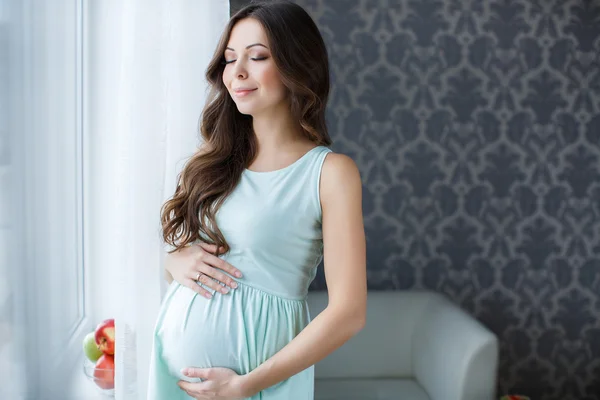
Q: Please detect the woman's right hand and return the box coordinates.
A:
[165,243,243,299]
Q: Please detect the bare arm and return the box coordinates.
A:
[240,153,367,395]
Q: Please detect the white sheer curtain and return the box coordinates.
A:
[2,1,228,398]
[86,1,230,398]
[1,2,24,398]
[4,1,86,398]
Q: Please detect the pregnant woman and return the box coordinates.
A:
[147,1,367,399]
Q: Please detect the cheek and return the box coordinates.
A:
[222,67,231,86]
[258,66,286,96]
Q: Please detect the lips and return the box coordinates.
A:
[233,88,257,97]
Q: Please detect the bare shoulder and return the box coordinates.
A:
[320,152,362,204]
[321,152,361,185]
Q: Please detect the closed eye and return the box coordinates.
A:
[223,56,268,65]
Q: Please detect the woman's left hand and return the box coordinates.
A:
[177,367,251,400]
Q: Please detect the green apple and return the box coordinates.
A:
[83,331,103,362]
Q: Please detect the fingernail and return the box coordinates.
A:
[222,287,229,294]
[236,271,242,278]
[204,293,212,299]
[181,368,189,376]
[231,282,238,289]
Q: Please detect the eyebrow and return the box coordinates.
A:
[225,43,269,51]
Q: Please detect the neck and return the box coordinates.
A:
[251,103,304,153]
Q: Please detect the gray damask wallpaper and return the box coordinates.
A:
[231,0,600,399]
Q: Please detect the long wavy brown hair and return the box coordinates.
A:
[161,1,332,254]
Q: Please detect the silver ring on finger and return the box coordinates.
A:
[196,272,203,282]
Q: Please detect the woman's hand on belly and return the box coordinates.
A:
[177,367,252,400]
[166,242,243,299]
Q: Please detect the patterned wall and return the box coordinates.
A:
[231,1,600,399]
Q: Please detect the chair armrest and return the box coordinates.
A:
[411,293,498,400]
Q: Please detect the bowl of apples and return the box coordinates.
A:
[82,319,115,396]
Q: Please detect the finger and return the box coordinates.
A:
[183,278,213,299]
[195,269,230,295]
[197,242,225,255]
[177,381,193,394]
[182,367,210,379]
[199,264,238,291]
[202,252,243,279]
[177,381,204,399]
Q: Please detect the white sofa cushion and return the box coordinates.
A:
[315,378,430,400]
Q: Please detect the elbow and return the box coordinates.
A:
[351,298,367,333]
[327,297,366,336]
[325,305,365,337]
[343,307,366,336]
[352,311,366,334]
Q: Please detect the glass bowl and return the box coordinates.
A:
[82,357,115,397]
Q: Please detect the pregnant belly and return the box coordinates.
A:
[155,282,309,380]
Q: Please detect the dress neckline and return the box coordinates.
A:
[243,146,323,175]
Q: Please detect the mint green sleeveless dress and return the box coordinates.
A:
[147,146,332,400]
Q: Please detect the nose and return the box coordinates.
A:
[232,60,248,80]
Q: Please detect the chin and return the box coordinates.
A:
[236,108,254,116]
[234,104,260,117]
[232,101,252,114]
[234,100,282,118]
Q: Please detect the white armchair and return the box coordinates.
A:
[307,290,499,400]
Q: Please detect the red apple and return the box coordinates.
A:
[94,319,115,355]
[93,354,115,390]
